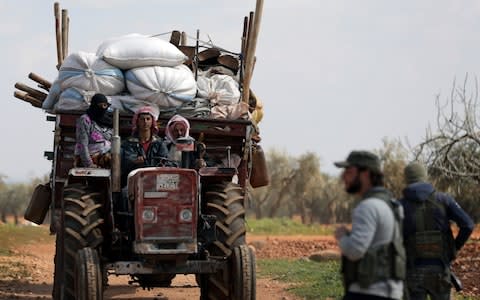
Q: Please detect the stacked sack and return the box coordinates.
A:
[42,33,251,121]
[42,33,195,114]
[42,51,125,111]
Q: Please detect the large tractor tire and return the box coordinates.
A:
[52,183,105,299]
[200,182,254,300]
[75,247,103,300]
[205,182,246,257]
[231,245,256,300]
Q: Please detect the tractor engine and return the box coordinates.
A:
[127,167,199,255]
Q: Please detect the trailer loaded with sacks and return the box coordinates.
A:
[19,1,269,299]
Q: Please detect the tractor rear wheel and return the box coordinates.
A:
[200,182,254,299]
[75,247,103,300]
[52,183,105,299]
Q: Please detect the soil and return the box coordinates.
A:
[0,233,478,299]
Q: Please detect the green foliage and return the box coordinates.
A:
[375,138,409,199]
[0,224,53,256]
[0,174,49,224]
[246,217,334,235]
[257,258,343,300]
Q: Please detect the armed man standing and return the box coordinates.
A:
[400,162,474,300]
[334,150,406,300]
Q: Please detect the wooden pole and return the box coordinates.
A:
[28,72,52,90]
[194,29,199,81]
[14,82,48,101]
[241,16,248,57]
[181,31,187,46]
[54,2,63,69]
[61,9,68,59]
[242,1,264,104]
[244,11,254,74]
[14,91,43,108]
[240,16,248,92]
[66,16,70,58]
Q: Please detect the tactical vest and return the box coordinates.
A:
[342,189,407,289]
[405,192,456,267]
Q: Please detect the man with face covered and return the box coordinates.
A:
[74,93,113,168]
[334,150,406,300]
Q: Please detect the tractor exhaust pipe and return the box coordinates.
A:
[111,108,121,192]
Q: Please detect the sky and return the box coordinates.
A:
[1,0,480,182]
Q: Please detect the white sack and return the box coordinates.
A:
[59,51,125,95]
[53,88,93,112]
[97,34,187,69]
[42,79,62,110]
[197,74,240,105]
[109,94,159,115]
[126,65,196,108]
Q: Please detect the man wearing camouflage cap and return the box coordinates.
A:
[400,161,474,300]
[334,150,406,300]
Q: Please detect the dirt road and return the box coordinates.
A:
[1,233,478,299]
[0,235,310,300]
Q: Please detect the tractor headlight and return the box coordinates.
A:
[179,208,192,222]
[142,207,157,223]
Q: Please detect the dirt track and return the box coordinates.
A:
[0,233,478,299]
[0,235,314,300]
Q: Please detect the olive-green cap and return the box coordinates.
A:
[334,150,381,172]
[404,161,428,184]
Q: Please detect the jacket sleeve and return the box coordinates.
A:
[339,201,378,261]
[121,141,143,178]
[75,115,94,167]
[441,193,474,251]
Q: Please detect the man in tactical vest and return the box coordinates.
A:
[400,162,474,300]
[334,150,406,300]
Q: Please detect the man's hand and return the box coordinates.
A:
[134,156,145,164]
[335,225,349,241]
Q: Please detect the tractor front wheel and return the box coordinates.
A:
[75,247,103,300]
[200,182,256,299]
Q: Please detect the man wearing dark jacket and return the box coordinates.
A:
[121,106,168,187]
[400,162,474,300]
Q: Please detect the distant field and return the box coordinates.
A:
[0,224,53,280]
[0,224,52,256]
[246,217,335,235]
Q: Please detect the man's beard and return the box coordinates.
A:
[346,174,362,194]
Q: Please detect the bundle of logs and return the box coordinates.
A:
[14,73,52,108]
[13,2,67,108]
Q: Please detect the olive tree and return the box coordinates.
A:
[414,75,480,220]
